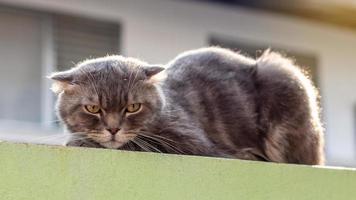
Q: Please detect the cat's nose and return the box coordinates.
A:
[106,128,120,135]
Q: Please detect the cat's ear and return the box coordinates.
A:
[143,65,165,77]
[48,70,75,94]
[143,65,166,83]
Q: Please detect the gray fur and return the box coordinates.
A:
[50,47,324,165]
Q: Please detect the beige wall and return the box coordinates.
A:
[1,0,356,166]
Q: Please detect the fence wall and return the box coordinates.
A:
[0,142,355,200]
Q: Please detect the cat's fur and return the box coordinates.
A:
[50,47,324,165]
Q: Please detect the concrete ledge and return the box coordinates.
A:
[0,142,355,200]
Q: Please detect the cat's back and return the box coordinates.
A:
[165,47,256,79]
[163,47,262,152]
[163,47,258,99]
[163,47,258,111]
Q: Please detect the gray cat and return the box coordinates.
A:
[50,47,324,165]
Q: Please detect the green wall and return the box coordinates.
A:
[0,142,355,200]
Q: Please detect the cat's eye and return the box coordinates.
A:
[84,105,101,114]
[126,103,141,113]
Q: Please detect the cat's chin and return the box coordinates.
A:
[100,141,125,149]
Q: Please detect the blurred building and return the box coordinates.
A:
[0,0,355,166]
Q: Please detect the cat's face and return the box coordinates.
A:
[50,56,165,149]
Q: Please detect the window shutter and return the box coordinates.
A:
[54,15,120,70]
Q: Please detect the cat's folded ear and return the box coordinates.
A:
[143,65,166,83]
[48,70,76,94]
[143,65,165,77]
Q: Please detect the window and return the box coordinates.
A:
[54,15,120,70]
[0,5,120,138]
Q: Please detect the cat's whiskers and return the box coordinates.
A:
[134,137,162,153]
[42,119,62,124]
[35,133,72,141]
[149,137,183,154]
[33,134,69,142]
[130,131,184,154]
[33,132,88,143]
[67,136,91,142]
[138,131,178,144]
[131,138,151,152]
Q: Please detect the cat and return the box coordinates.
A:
[50,47,324,165]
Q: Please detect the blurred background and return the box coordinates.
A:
[0,0,355,167]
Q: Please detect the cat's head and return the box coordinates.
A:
[50,56,165,149]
